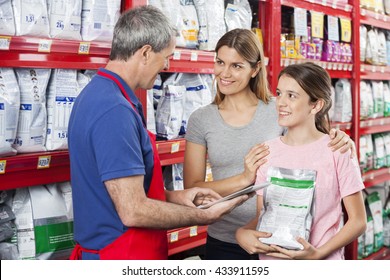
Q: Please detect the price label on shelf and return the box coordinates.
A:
[0,160,6,174]
[171,142,180,153]
[173,50,181,60]
[37,156,51,169]
[170,231,179,243]
[190,51,198,61]
[78,42,91,55]
[38,39,52,52]
[0,36,11,50]
[189,226,198,237]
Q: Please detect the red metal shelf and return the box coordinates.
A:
[362,168,390,188]
[360,8,390,30]
[281,59,353,79]
[0,140,187,191]
[360,64,390,80]
[0,151,70,190]
[281,0,353,19]
[156,139,186,166]
[363,247,390,260]
[359,117,390,135]
[167,225,207,256]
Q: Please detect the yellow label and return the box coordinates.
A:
[171,142,180,153]
[340,18,352,42]
[0,160,6,174]
[0,36,11,50]
[37,156,51,169]
[311,11,324,39]
[78,42,91,55]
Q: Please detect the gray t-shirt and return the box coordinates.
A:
[185,99,284,244]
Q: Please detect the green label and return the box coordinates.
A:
[34,221,74,254]
[270,177,315,189]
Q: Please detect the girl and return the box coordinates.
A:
[236,62,366,260]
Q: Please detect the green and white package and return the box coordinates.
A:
[257,166,316,250]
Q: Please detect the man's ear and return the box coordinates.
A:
[140,45,153,63]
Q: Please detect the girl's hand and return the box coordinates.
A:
[266,237,322,260]
[242,143,270,186]
[328,128,356,157]
[236,227,273,255]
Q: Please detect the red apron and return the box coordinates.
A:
[70,70,168,260]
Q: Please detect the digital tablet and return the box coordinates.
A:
[197,182,270,209]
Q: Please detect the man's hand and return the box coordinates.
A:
[165,187,222,207]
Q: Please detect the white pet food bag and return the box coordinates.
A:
[0,68,20,157]
[12,0,50,37]
[224,0,252,31]
[372,81,384,118]
[156,73,185,140]
[193,0,226,50]
[0,0,16,35]
[45,69,78,151]
[48,0,82,40]
[80,0,121,42]
[14,68,51,153]
[257,166,317,250]
[333,79,352,122]
[177,73,212,135]
[360,25,367,62]
[366,28,379,65]
[175,0,199,49]
[367,191,384,252]
[146,88,156,134]
[360,81,374,120]
[373,133,386,170]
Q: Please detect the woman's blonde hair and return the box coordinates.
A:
[213,28,271,105]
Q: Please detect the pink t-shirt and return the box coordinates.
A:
[255,134,364,260]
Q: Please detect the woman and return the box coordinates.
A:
[184,29,353,260]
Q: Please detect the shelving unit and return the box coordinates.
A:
[1,0,390,260]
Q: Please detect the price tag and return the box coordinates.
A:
[0,36,11,50]
[78,42,91,54]
[322,0,327,6]
[171,142,180,153]
[38,39,52,52]
[0,160,6,174]
[37,156,51,169]
[372,66,376,72]
[173,50,181,60]
[189,226,198,237]
[170,231,179,242]
[332,0,337,9]
[190,51,198,61]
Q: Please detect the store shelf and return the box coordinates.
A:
[281,0,353,18]
[167,225,207,256]
[0,36,111,69]
[360,8,390,30]
[360,117,390,135]
[0,151,70,190]
[362,168,390,188]
[281,59,353,79]
[157,139,186,166]
[363,247,390,260]
[0,140,186,191]
[360,64,390,80]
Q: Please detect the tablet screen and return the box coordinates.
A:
[197,182,270,209]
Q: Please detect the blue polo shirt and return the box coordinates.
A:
[68,68,154,259]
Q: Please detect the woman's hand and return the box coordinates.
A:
[236,227,273,255]
[241,143,270,186]
[328,128,356,157]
